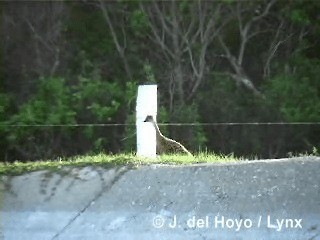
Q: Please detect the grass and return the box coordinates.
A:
[0,152,239,176]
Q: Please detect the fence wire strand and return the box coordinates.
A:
[1,122,320,127]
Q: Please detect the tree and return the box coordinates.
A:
[97,0,133,80]
[139,0,230,106]
[2,1,67,102]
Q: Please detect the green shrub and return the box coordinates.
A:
[4,76,137,161]
[6,78,76,160]
[265,56,320,122]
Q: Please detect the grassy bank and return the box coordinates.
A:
[0,152,239,176]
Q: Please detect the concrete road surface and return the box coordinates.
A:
[1,157,320,240]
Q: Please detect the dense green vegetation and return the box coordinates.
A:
[1,1,319,162]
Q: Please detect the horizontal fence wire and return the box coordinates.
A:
[1,122,320,127]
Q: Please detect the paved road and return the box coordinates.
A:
[1,157,320,240]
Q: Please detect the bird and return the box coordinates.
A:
[143,115,193,156]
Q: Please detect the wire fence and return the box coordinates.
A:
[1,122,320,127]
[1,121,319,161]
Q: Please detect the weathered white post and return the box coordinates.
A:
[136,84,157,158]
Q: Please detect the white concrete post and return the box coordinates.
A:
[136,84,157,158]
